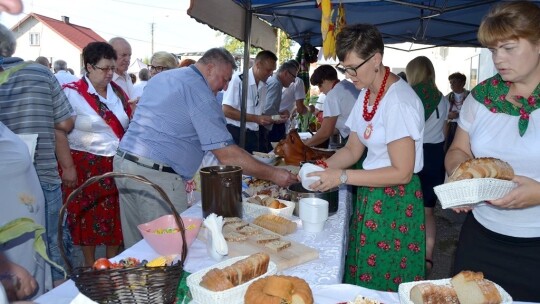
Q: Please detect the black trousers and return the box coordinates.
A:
[453,213,540,302]
[226,124,259,154]
[418,142,445,207]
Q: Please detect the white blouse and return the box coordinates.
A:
[346,78,425,173]
[63,76,129,157]
[460,94,540,238]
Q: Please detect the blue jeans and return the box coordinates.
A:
[41,182,74,281]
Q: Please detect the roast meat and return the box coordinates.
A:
[274,129,335,165]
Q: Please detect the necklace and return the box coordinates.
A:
[363,66,390,139]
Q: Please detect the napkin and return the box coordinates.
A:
[203,213,228,261]
[70,292,98,304]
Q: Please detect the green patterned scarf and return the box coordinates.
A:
[412,81,443,121]
[472,74,540,136]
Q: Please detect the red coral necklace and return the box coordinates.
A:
[363,66,390,139]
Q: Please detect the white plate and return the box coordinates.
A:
[398,278,512,304]
[252,152,277,165]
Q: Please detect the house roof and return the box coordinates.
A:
[10,13,106,51]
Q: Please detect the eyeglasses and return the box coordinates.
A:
[335,54,375,77]
[148,65,169,73]
[286,69,297,79]
[92,65,116,72]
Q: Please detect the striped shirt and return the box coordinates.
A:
[0,58,73,184]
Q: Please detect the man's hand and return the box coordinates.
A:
[271,168,298,187]
[258,115,274,126]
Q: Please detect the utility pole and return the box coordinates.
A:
[150,22,155,55]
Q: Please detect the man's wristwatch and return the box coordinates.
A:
[339,169,348,185]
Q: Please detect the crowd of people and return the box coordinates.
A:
[1,0,539,302]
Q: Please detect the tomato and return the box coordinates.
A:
[93,258,112,270]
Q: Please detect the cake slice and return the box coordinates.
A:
[264,240,291,252]
[254,233,280,244]
[227,221,249,231]
[238,225,262,236]
[223,231,248,242]
[223,217,244,226]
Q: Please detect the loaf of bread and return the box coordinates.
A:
[244,275,313,304]
[410,282,459,304]
[448,157,514,182]
[451,271,502,304]
[254,214,297,235]
[199,252,270,291]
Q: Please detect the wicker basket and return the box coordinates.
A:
[242,195,295,219]
[186,255,277,304]
[434,178,517,209]
[58,172,188,304]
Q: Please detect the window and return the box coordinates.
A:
[29,33,40,46]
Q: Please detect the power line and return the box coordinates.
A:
[110,0,180,10]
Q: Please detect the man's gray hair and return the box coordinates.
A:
[53,59,68,72]
[278,61,297,74]
[0,23,16,57]
[198,48,237,70]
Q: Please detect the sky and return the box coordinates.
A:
[0,0,225,61]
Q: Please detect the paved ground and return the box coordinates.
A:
[427,204,467,280]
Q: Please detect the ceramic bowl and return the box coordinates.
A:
[137,214,202,255]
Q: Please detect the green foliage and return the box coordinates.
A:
[277,29,294,64]
[223,35,261,55]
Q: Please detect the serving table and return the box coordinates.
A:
[36,186,352,303]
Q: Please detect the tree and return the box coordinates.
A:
[223,35,260,56]
[221,31,295,62]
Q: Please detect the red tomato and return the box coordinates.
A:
[93,258,112,270]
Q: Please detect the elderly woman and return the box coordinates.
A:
[406,56,449,274]
[303,65,359,148]
[303,24,426,291]
[148,51,178,77]
[62,42,131,267]
[446,1,540,301]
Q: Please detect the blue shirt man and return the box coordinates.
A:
[114,48,297,247]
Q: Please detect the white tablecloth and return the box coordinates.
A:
[36,187,352,303]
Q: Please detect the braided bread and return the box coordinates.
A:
[448,157,514,182]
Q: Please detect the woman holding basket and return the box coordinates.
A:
[446,1,540,301]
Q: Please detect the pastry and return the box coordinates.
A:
[244,275,313,304]
[254,214,297,235]
[254,233,280,244]
[448,157,514,182]
[223,231,248,242]
[451,271,502,304]
[264,240,291,252]
[410,282,459,304]
[199,252,270,291]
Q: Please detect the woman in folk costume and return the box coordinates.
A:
[302,24,426,291]
[447,1,540,301]
[406,56,449,275]
[62,42,132,267]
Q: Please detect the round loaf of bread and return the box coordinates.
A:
[244,275,313,304]
[448,157,514,182]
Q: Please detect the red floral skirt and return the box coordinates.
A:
[62,150,122,246]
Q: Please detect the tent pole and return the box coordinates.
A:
[239,5,253,150]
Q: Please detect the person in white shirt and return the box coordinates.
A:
[53,59,79,86]
[222,50,277,153]
[303,64,359,148]
[109,37,135,99]
[444,72,469,152]
[279,59,308,139]
[132,68,149,99]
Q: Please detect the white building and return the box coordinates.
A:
[10,13,106,74]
